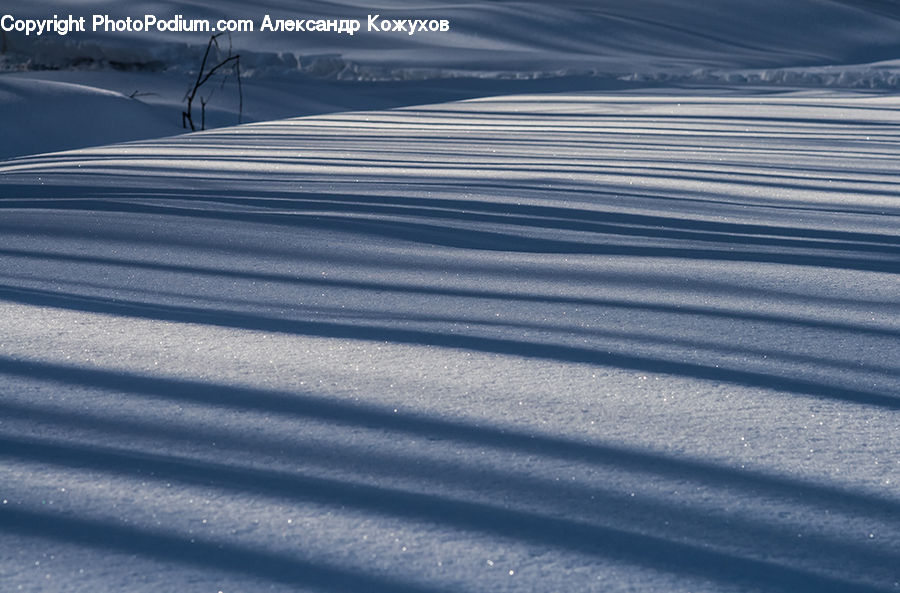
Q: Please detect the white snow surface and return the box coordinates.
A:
[1,1,900,592]
[2,87,899,593]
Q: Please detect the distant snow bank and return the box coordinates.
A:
[3,0,900,80]
[622,61,900,91]
[3,0,900,159]
[5,33,900,90]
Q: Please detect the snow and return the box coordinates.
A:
[0,77,184,159]
[4,0,900,157]
[1,1,900,592]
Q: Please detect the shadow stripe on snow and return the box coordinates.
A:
[0,284,897,410]
[1,355,897,521]
[0,436,893,593]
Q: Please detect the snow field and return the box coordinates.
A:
[0,89,898,591]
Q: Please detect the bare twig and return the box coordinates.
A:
[183,33,242,131]
[129,90,159,99]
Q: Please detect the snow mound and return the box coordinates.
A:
[0,78,182,159]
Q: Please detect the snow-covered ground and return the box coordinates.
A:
[2,1,900,592]
[4,0,900,157]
